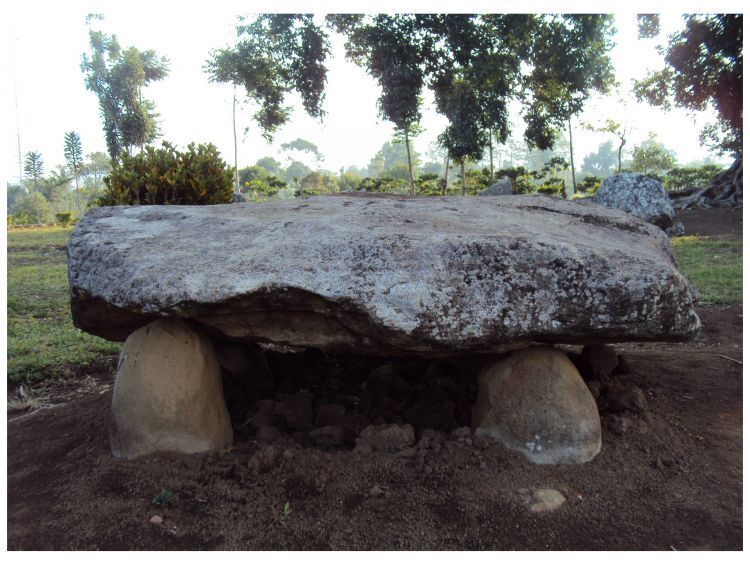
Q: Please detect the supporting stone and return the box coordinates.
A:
[472,346,601,464]
[110,318,234,458]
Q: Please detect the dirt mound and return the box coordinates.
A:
[7,305,743,550]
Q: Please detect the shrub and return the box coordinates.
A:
[536,178,565,197]
[55,212,74,225]
[11,192,55,224]
[578,175,602,194]
[664,164,724,191]
[100,142,233,205]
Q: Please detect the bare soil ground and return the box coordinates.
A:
[7,209,743,550]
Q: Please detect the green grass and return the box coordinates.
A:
[7,226,121,383]
[672,235,743,305]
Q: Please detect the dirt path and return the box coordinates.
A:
[7,303,742,550]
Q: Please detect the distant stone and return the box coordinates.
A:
[473,346,601,464]
[215,341,274,393]
[149,515,163,525]
[665,222,686,237]
[592,173,675,229]
[580,344,619,379]
[232,192,249,203]
[602,385,648,414]
[68,194,699,354]
[478,177,513,196]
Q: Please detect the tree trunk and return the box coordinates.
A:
[488,132,494,180]
[405,128,416,195]
[568,116,576,195]
[461,159,466,195]
[233,86,240,194]
[617,137,625,173]
[442,156,449,196]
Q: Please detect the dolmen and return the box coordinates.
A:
[67,193,700,464]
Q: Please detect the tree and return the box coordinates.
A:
[633,14,742,155]
[81,25,170,159]
[255,156,284,177]
[23,151,43,189]
[12,192,54,224]
[64,131,83,190]
[580,141,618,177]
[284,160,313,186]
[213,14,616,195]
[205,15,330,142]
[281,138,323,167]
[585,119,630,173]
[630,134,677,176]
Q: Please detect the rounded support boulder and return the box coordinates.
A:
[110,318,234,459]
[472,346,601,464]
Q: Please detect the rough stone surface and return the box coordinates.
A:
[472,346,601,464]
[110,318,233,458]
[68,194,699,354]
[592,173,675,228]
[478,177,513,196]
[309,426,345,447]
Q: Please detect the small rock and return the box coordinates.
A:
[356,423,415,452]
[150,515,163,525]
[255,424,282,443]
[580,344,619,379]
[341,413,371,434]
[450,426,471,441]
[471,433,495,450]
[525,489,566,513]
[314,404,346,428]
[604,414,631,436]
[603,385,648,414]
[276,390,314,430]
[309,426,345,447]
[369,485,385,498]
[249,445,283,472]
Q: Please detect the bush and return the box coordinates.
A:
[11,192,55,224]
[100,142,233,205]
[55,212,74,225]
[578,175,602,194]
[664,164,724,191]
[536,178,566,197]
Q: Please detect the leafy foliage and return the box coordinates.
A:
[578,175,603,194]
[580,141,618,177]
[630,135,677,175]
[63,131,83,185]
[81,28,169,159]
[663,164,725,191]
[100,142,233,205]
[637,15,660,39]
[205,15,330,141]
[12,192,54,224]
[24,152,44,187]
[633,14,742,155]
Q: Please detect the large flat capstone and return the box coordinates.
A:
[68,194,700,354]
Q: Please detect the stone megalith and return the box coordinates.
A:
[472,346,601,464]
[592,173,675,229]
[110,318,233,458]
[478,177,513,196]
[67,194,700,355]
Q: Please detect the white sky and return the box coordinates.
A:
[1,0,742,186]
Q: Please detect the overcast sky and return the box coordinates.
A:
[2,1,740,186]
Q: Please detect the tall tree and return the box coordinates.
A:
[23,151,43,190]
[81,25,169,160]
[585,119,630,174]
[205,15,330,143]
[64,131,83,191]
[580,141,618,177]
[633,14,742,155]
[630,134,677,175]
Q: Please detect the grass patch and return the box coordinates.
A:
[672,235,742,305]
[7,226,120,383]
